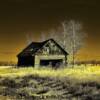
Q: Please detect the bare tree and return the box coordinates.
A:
[26,32,38,44]
[40,30,58,41]
[40,32,46,41]
[60,20,86,67]
[40,20,86,67]
[26,33,33,44]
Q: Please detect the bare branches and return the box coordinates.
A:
[40,20,87,66]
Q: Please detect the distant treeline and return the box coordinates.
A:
[73,60,100,66]
[0,60,100,67]
[0,61,16,66]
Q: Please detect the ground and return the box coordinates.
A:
[0,65,100,100]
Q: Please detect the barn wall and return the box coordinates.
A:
[34,55,66,67]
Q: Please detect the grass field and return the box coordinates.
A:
[0,65,100,83]
[0,65,100,100]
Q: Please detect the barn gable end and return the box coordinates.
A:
[36,39,67,55]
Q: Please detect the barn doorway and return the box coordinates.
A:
[40,59,63,67]
[18,56,34,67]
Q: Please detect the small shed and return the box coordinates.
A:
[17,39,68,68]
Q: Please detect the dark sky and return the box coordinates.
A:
[0,0,100,62]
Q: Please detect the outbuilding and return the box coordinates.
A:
[17,39,68,68]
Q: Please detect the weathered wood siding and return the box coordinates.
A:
[36,40,64,55]
[34,55,65,67]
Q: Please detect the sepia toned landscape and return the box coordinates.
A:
[0,0,100,100]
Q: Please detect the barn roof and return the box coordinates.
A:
[17,38,68,57]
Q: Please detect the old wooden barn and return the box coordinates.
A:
[17,39,68,68]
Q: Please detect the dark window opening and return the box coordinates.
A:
[18,56,34,67]
[40,59,63,67]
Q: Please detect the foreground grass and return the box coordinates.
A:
[0,65,100,83]
[0,65,100,100]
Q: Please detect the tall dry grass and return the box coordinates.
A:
[0,65,100,83]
